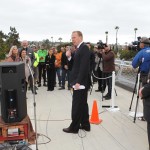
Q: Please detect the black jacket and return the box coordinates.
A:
[142,83,150,121]
[45,54,55,70]
[61,52,68,70]
[70,43,90,88]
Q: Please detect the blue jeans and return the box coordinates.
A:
[61,69,71,88]
[55,67,62,85]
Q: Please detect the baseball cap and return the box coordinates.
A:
[140,37,150,44]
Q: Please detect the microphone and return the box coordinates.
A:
[25,56,29,64]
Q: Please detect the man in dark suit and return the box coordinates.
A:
[63,31,91,133]
[139,82,150,149]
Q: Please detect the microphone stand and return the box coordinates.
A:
[27,63,38,150]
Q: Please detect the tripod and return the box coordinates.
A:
[129,71,142,123]
[129,69,140,111]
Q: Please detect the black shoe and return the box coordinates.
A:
[63,127,78,134]
[32,91,37,95]
[80,125,91,131]
[100,90,105,93]
[138,116,146,121]
[105,96,111,100]
[28,87,31,91]
[38,83,41,87]
[59,87,65,90]
[95,89,101,92]
[43,83,47,86]
[35,86,38,90]
[103,94,109,98]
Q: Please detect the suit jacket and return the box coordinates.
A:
[142,83,150,121]
[70,43,90,88]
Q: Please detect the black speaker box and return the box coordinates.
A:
[0,62,27,123]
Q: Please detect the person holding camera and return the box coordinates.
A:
[95,45,104,92]
[102,44,115,100]
[132,37,150,86]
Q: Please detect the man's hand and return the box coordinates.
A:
[64,65,68,70]
[40,57,44,60]
[74,83,80,90]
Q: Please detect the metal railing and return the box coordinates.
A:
[115,59,137,89]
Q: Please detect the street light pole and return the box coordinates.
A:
[115,26,119,52]
[51,36,53,46]
[134,28,138,41]
[58,37,62,44]
[105,31,108,44]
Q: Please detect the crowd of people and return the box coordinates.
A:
[1,31,150,148]
[2,37,115,100]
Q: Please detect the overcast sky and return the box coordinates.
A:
[0,0,150,44]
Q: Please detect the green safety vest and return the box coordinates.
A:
[33,52,39,67]
[37,49,48,62]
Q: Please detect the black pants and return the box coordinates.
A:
[103,72,112,97]
[70,88,90,131]
[97,68,105,91]
[147,121,150,149]
[38,62,46,84]
[47,68,55,90]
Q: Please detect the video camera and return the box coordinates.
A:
[97,40,107,49]
[128,37,141,51]
[131,36,150,51]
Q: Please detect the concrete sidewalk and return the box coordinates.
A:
[26,83,148,150]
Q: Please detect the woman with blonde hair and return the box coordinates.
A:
[5,45,20,62]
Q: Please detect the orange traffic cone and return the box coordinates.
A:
[90,100,102,124]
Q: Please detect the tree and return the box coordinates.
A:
[58,37,62,43]
[0,31,7,60]
[41,39,51,50]
[6,27,20,49]
[0,27,20,60]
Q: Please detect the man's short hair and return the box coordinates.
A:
[72,31,83,37]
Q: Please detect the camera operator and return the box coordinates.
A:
[95,45,104,92]
[133,37,150,148]
[132,37,150,86]
[102,44,115,100]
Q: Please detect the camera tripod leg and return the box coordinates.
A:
[129,84,137,111]
[133,73,141,123]
[134,94,139,123]
[114,88,117,96]
[129,72,139,111]
[90,83,94,95]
